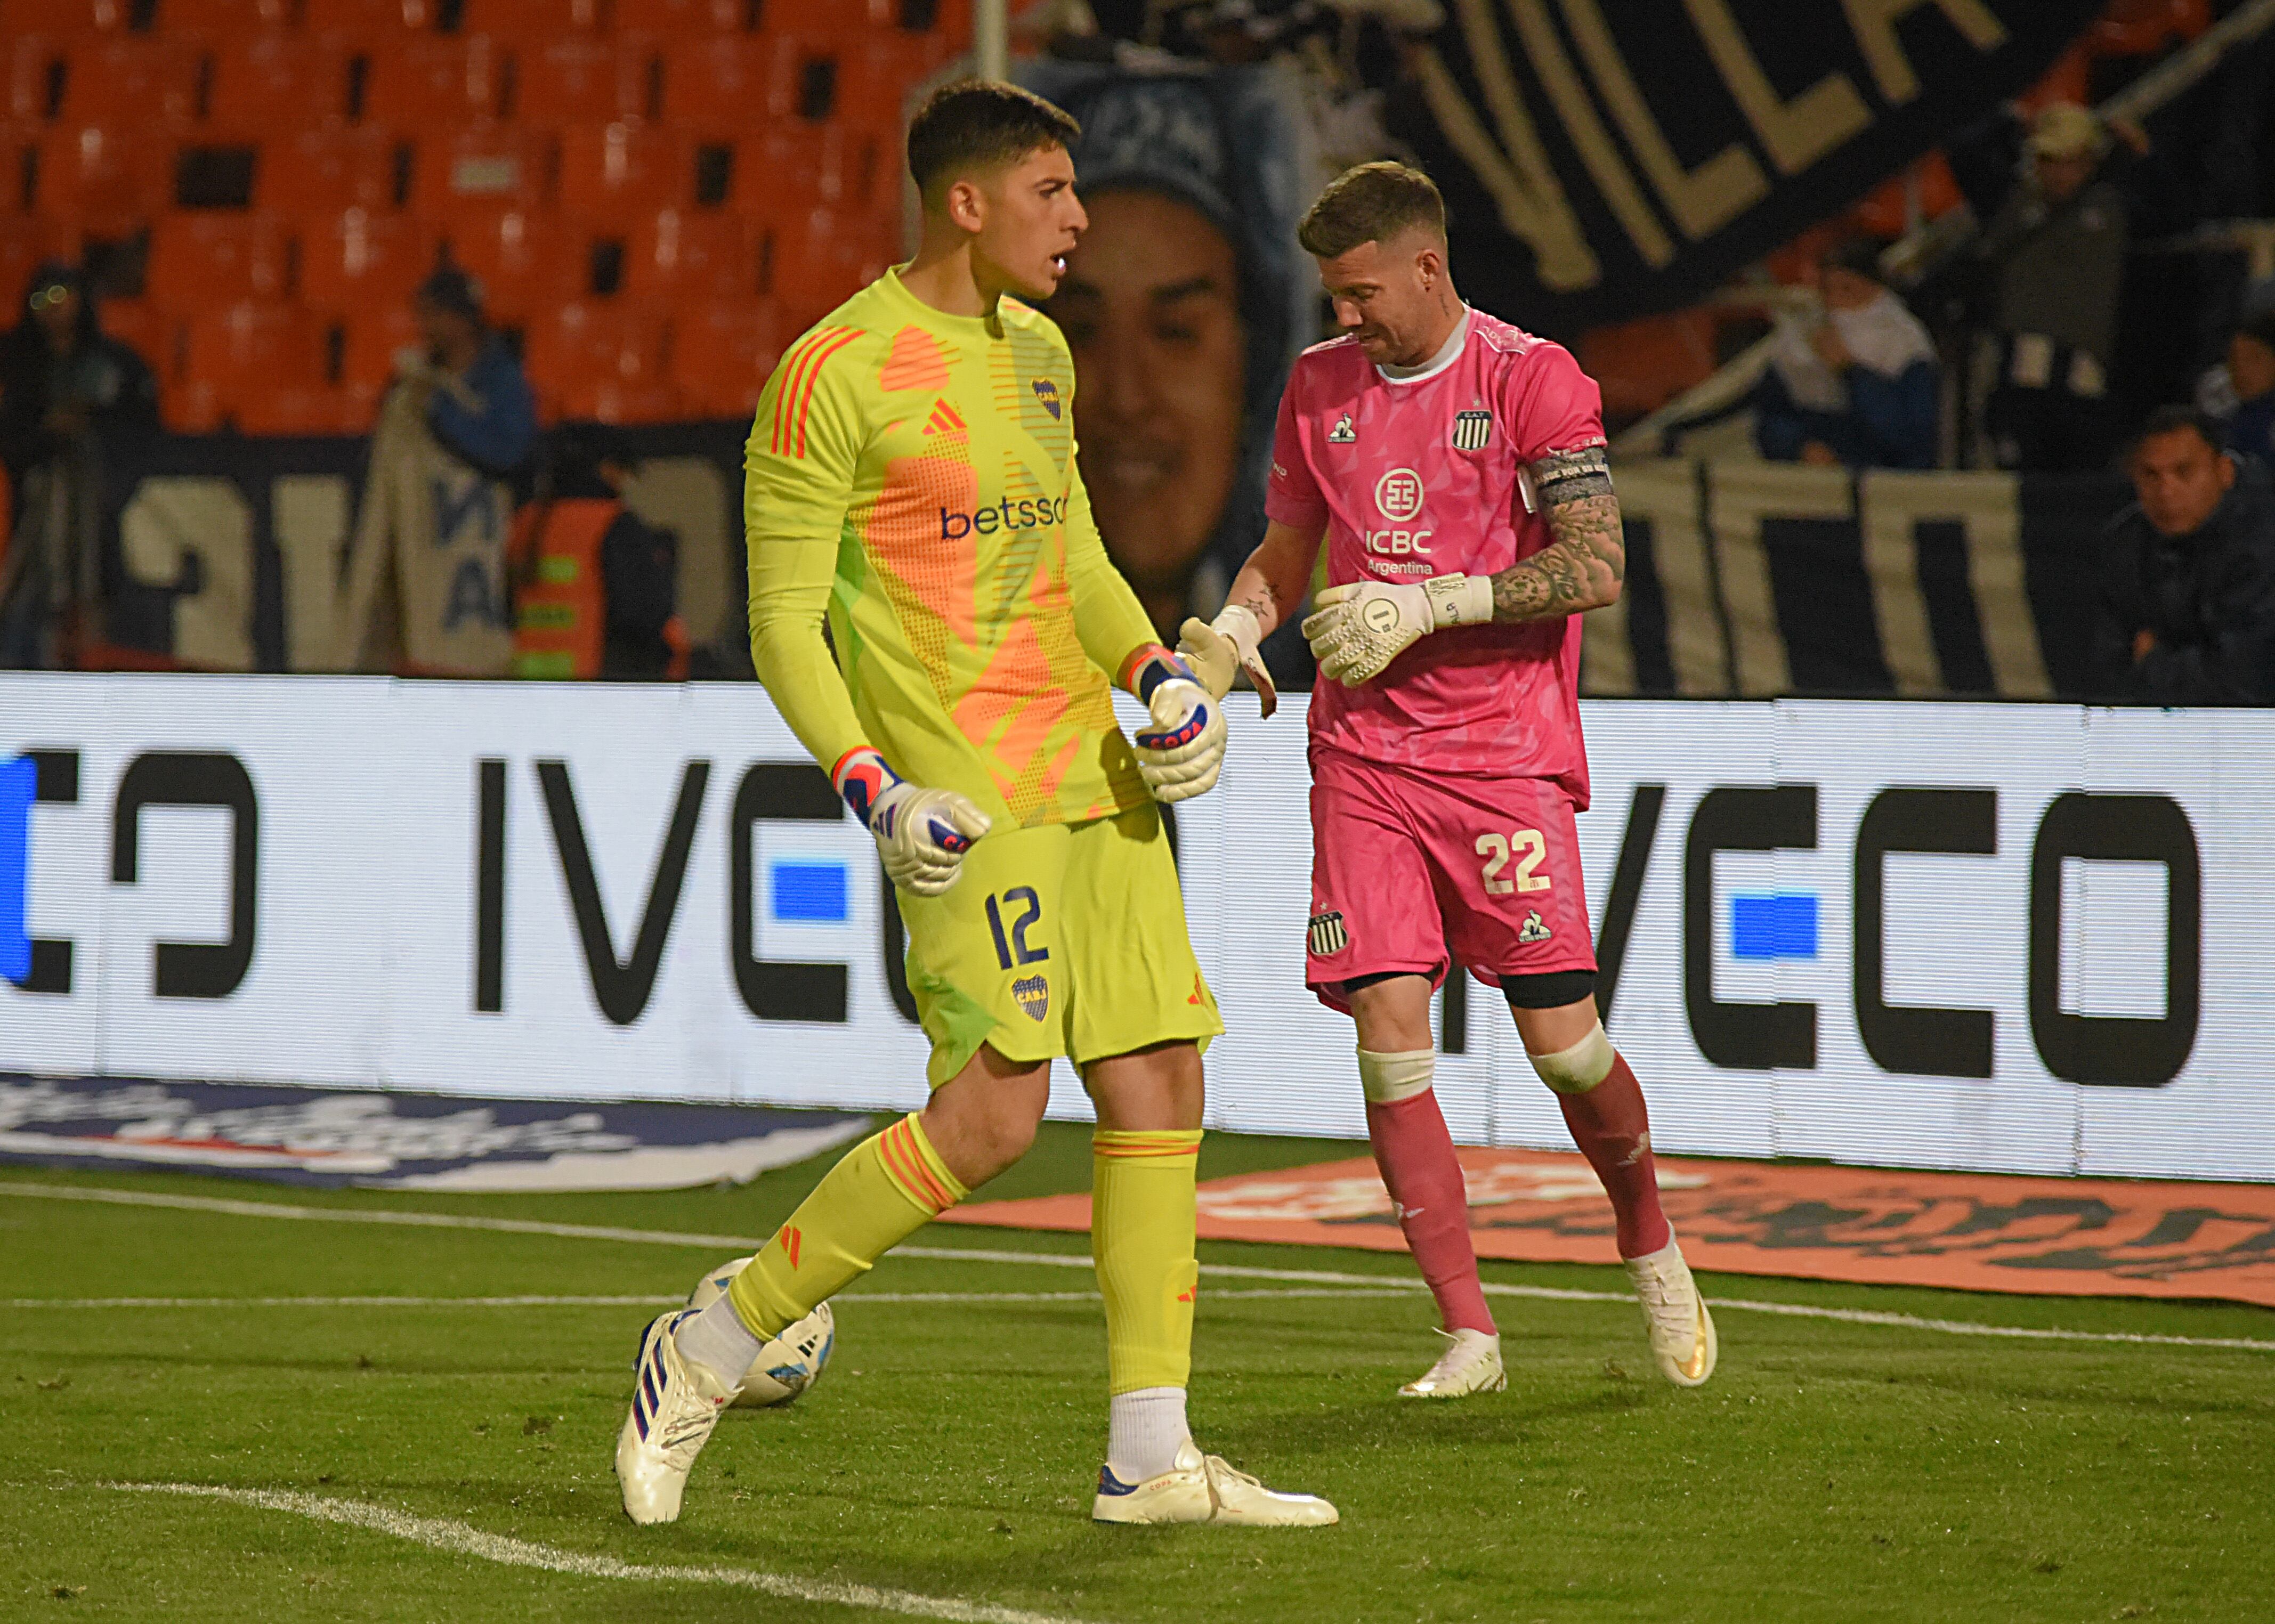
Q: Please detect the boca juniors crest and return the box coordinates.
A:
[1012,973,1050,1021]
[1031,378,1062,420]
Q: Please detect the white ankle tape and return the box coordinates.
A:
[1528,1022,1615,1094]
[1358,1048,1436,1104]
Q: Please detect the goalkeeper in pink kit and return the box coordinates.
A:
[1181,161,1716,1399]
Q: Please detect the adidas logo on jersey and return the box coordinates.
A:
[1308,911,1350,955]
[1517,911,1552,944]
[1327,413,1356,444]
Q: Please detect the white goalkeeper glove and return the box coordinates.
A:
[1177,603,1279,718]
[1126,649,1227,803]
[1301,573,1495,685]
[833,748,991,897]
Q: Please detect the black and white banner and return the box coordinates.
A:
[1398,0,2103,332]
[5,678,2270,1182]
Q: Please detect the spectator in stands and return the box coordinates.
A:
[0,261,158,669]
[1756,238,1939,469]
[2223,310,2275,468]
[2096,405,2275,704]
[336,267,535,676]
[1973,103,2134,473]
[508,424,685,680]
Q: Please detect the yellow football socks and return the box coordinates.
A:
[1091,1128,1203,1395]
[726,1113,967,1339]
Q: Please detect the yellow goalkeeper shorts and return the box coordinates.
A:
[895,801,1221,1087]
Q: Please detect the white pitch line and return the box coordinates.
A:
[101,1482,1095,1624]
[6,1180,2271,1353]
[6,1287,1425,1311]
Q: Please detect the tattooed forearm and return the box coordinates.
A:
[1489,491,1625,624]
[1229,520,1325,638]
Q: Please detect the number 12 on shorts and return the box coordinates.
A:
[1476,830,1551,896]
[984,886,1049,969]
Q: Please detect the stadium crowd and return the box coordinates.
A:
[2,0,2274,699]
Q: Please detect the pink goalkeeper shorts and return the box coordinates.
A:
[1305,742,1596,1013]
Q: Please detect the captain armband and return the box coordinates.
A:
[1528,443,1615,507]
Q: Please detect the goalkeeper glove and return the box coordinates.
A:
[1176,603,1278,718]
[832,747,991,897]
[1123,646,1227,803]
[1300,573,1494,685]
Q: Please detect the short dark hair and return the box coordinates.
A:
[906,80,1080,206]
[1297,161,1446,259]
[2134,404,2225,457]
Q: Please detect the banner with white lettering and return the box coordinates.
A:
[1396,0,2103,331]
[6,679,2270,1182]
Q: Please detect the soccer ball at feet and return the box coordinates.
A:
[686,1255,834,1409]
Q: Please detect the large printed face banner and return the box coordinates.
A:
[5,678,2269,1182]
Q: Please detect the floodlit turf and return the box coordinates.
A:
[4,1119,2271,1623]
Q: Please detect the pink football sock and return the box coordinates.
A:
[1557,1051,1673,1259]
[1365,1092,1496,1336]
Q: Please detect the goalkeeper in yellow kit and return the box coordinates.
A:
[614,80,1335,1530]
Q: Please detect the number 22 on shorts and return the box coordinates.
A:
[1476,831,1551,896]
[984,886,1049,969]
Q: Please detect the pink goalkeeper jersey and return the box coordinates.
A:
[1266,307,1605,802]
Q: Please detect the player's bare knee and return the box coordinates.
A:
[1357,1047,1436,1105]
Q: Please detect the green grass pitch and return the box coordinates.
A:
[4,1117,2270,1622]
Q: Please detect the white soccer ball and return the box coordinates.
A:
[686,1255,834,1409]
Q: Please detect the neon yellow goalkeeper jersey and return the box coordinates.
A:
[744,268,1160,830]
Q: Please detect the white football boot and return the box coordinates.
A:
[1398,1328,1505,1399]
[616,1310,735,1525]
[1093,1440,1339,1526]
[1623,1237,1717,1387]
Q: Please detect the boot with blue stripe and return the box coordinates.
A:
[615,1310,735,1525]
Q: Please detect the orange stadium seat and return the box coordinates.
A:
[145,214,292,310]
[0,121,37,209]
[361,36,506,128]
[758,0,896,39]
[173,301,327,432]
[56,37,204,128]
[0,220,82,305]
[660,36,798,135]
[412,123,555,216]
[236,380,365,435]
[833,34,943,130]
[33,126,170,233]
[440,208,587,324]
[304,0,435,41]
[38,1,132,36]
[732,121,871,222]
[523,298,674,421]
[459,0,607,38]
[623,208,754,299]
[514,37,658,126]
[668,297,782,417]
[615,0,749,35]
[256,125,406,214]
[5,39,66,123]
[559,122,691,221]
[159,0,297,30]
[299,207,436,315]
[765,205,891,331]
[207,36,354,136]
